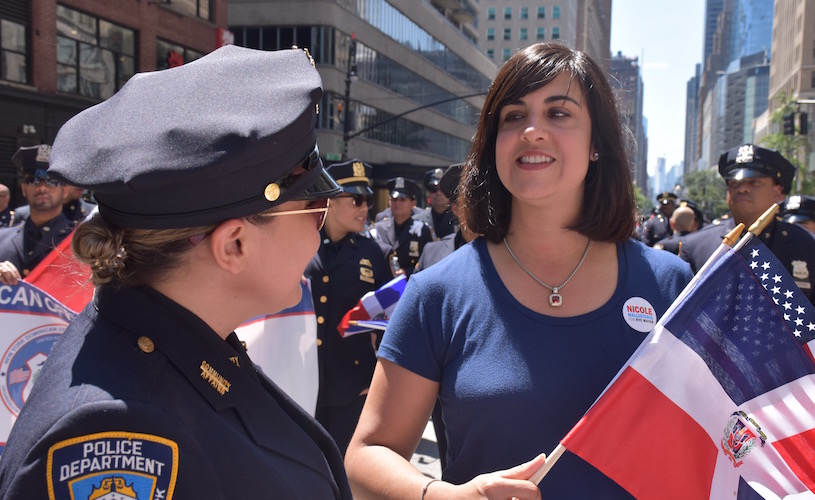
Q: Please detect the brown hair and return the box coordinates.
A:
[459,43,636,243]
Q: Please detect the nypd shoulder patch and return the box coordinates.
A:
[47,431,178,500]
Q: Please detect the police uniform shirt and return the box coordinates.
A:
[0,213,73,277]
[63,198,96,223]
[640,212,671,247]
[0,285,351,499]
[305,232,390,408]
[373,215,433,277]
[680,217,815,305]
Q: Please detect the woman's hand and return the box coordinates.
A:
[425,454,547,500]
[0,261,21,285]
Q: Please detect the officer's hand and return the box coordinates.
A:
[0,261,21,285]
[424,453,546,500]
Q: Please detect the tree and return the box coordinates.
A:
[683,169,729,223]
[633,183,652,218]
[761,91,814,195]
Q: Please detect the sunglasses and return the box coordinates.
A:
[24,176,61,187]
[427,185,439,193]
[340,194,374,208]
[258,197,331,231]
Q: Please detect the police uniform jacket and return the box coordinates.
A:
[304,232,390,408]
[63,198,96,223]
[0,286,352,499]
[372,216,433,277]
[0,213,73,277]
[429,207,457,240]
[11,204,29,222]
[653,231,693,256]
[639,212,671,246]
[680,216,815,305]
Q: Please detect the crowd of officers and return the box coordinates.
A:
[2,139,815,461]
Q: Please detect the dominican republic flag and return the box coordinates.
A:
[337,275,407,337]
[24,231,93,314]
[561,235,815,499]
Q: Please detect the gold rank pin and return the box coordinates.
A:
[200,360,231,395]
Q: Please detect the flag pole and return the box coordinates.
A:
[732,204,778,252]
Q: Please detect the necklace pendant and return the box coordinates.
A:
[549,290,563,307]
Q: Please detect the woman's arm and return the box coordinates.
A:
[345,359,545,500]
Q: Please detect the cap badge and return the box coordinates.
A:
[264,183,281,202]
[395,177,405,189]
[36,144,51,163]
[353,162,365,177]
[735,145,754,164]
[787,196,802,211]
[303,47,316,67]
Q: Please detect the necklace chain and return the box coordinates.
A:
[503,237,592,307]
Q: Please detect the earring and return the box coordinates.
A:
[592,152,600,161]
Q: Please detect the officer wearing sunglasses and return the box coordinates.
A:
[0,145,74,285]
[0,46,351,499]
[304,159,391,455]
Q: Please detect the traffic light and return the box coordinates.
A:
[799,111,808,135]
[783,113,795,135]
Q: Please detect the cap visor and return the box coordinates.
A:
[292,167,343,201]
[343,185,374,196]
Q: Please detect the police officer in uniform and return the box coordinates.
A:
[680,144,815,305]
[782,194,815,238]
[0,145,73,284]
[640,191,677,246]
[304,159,390,455]
[0,183,19,227]
[653,200,701,255]
[372,177,433,277]
[422,167,457,239]
[62,184,96,223]
[0,45,352,499]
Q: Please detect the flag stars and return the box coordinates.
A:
[784,313,791,321]
[771,286,781,295]
[773,274,782,283]
[794,317,804,327]
[760,273,769,281]
[796,306,806,315]
[763,262,772,271]
[793,329,802,337]
[751,249,760,258]
[808,323,815,331]
[750,261,759,269]
[784,289,794,299]
[783,302,792,311]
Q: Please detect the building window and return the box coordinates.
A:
[487,7,496,20]
[165,0,211,21]
[520,7,529,20]
[56,4,136,100]
[553,6,561,19]
[156,39,204,70]
[552,27,560,39]
[537,6,546,19]
[503,28,511,40]
[536,27,545,40]
[486,48,494,60]
[504,7,512,20]
[1,19,27,83]
[520,28,528,40]
[487,28,495,40]
[503,48,511,62]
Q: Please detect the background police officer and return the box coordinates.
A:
[0,145,73,285]
[372,177,433,277]
[422,167,457,239]
[782,195,815,238]
[680,144,815,304]
[640,191,677,246]
[304,159,391,455]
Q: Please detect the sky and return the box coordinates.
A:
[610,0,706,176]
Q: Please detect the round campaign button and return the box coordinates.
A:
[622,297,658,333]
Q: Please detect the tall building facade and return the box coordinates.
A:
[684,63,701,175]
[0,0,229,207]
[228,0,494,196]
[477,0,611,69]
[610,51,648,194]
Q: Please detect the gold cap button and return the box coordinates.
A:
[264,183,281,201]
[137,336,155,353]
[316,338,323,346]
[354,360,359,365]
[317,316,325,324]
[320,296,327,303]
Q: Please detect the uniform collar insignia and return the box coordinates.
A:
[200,360,231,395]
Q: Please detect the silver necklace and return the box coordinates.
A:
[503,237,592,307]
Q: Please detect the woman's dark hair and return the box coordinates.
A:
[459,43,636,243]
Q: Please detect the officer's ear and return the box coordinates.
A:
[208,219,248,275]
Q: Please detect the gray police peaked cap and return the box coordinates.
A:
[49,44,341,229]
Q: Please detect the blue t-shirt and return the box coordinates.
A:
[379,237,693,498]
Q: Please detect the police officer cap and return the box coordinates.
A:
[48,45,341,229]
[424,168,445,191]
[439,163,463,203]
[387,177,421,199]
[782,195,815,223]
[12,144,53,180]
[326,159,373,196]
[656,192,678,205]
[718,144,796,194]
